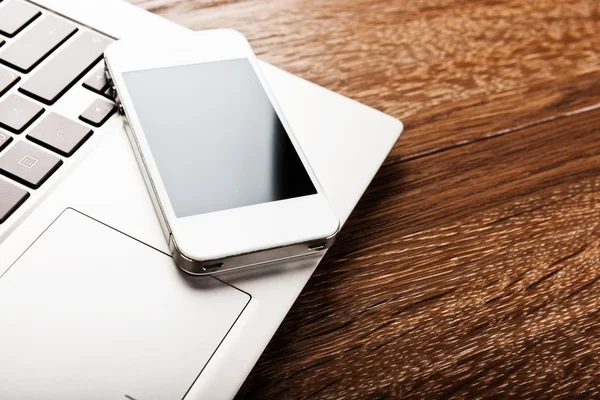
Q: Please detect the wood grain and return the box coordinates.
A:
[126,0,600,398]
[235,105,600,400]
[131,0,600,120]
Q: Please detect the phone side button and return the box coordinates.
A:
[202,263,224,272]
[308,242,327,251]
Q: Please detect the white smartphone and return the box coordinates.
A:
[104,29,340,275]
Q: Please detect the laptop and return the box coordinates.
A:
[0,0,403,398]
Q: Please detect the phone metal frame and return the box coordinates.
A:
[104,29,340,275]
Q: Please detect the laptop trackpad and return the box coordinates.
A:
[0,209,250,400]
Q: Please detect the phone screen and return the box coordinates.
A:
[122,58,317,218]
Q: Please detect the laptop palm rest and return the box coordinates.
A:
[0,208,250,400]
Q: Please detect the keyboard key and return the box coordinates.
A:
[0,141,62,189]
[79,99,116,127]
[0,178,29,223]
[0,15,78,73]
[82,66,109,94]
[0,0,41,37]
[27,112,92,157]
[0,94,44,134]
[104,86,114,98]
[0,66,19,97]
[0,131,12,152]
[19,31,112,105]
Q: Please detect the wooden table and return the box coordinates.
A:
[129,0,600,398]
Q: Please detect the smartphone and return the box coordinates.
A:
[103,29,340,275]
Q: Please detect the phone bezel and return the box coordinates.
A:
[104,29,340,262]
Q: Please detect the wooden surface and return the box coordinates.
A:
[129,0,600,398]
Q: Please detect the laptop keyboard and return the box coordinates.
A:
[0,0,40,38]
[0,0,115,224]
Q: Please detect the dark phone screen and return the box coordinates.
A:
[123,58,317,218]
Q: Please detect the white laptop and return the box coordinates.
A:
[0,0,403,398]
